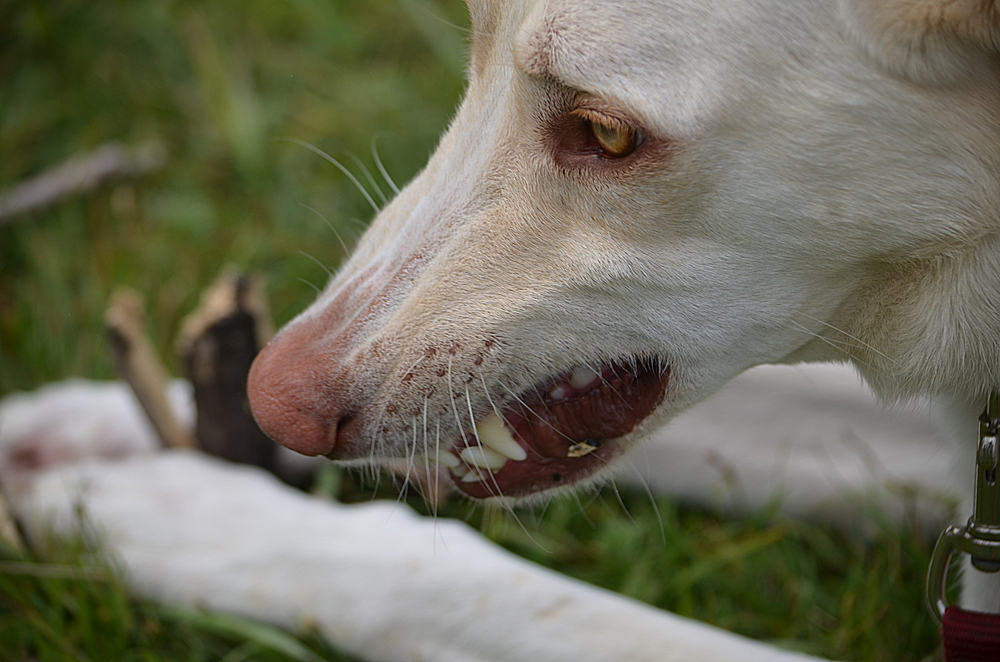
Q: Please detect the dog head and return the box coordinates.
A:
[249,0,1000,501]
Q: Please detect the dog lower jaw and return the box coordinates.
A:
[447,359,671,500]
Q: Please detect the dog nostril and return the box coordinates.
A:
[323,414,360,459]
[247,338,339,457]
[336,414,354,434]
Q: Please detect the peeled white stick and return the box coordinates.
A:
[18,452,824,662]
[616,363,958,532]
[105,288,194,450]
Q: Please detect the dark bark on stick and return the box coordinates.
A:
[178,270,277,470]
[106,288,195,449]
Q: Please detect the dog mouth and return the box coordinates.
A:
[443,359,670,499]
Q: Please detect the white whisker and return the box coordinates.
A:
[447,356,468,446]
[371,135,401,196]
[465,385,511,498]
[344,151,388,206]
[394,419,419,505]
[786,318,882,374]
[400,355,427,383]
[298,250,334,278]
[298,202,352,257]
[497,380,576,444]
[624,459,666,544]
[594,360,632,408]
[478,368,517,434]
[282,137,381,215]
[794,311,897,365]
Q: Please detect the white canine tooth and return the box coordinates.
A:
[549,385,568,401]
[474,413,528,461]
[461,470,488,483]
[570,366,600,389]
[437,452,461,469]
[451,464,470,478]
[460,445,509,471]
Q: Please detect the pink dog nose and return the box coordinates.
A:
[247,322,346,457]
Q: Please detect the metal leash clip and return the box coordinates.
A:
[926,392,1000,626]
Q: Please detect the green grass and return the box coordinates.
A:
[0,0,468,391]
[0,1,943,660]
[0,536,357,662]
[476,495,939,660]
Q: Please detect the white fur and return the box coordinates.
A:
[241,0,1000,656]
[249,0,1000,463]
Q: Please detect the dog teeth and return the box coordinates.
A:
[549,384,568,401]
[436,452,461,469]
[459,445,509,471]
[474,413,527,461]
[461,469,488,483]
[570,366,600,389]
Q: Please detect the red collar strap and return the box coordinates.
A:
[943,606,1000,661]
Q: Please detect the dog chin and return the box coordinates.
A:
[436,358,670,500]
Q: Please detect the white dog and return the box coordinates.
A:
[8,0,997,660]
[248,0,1000,616]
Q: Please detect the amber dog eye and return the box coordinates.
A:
[591,119,638,157]
[571,108,640,158]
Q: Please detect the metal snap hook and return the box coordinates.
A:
[926,392,1000,626]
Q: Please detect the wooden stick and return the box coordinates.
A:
[0,141,166,225]
[106,288,195,449]
[177,270,276,470]
[0,491,25,553]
